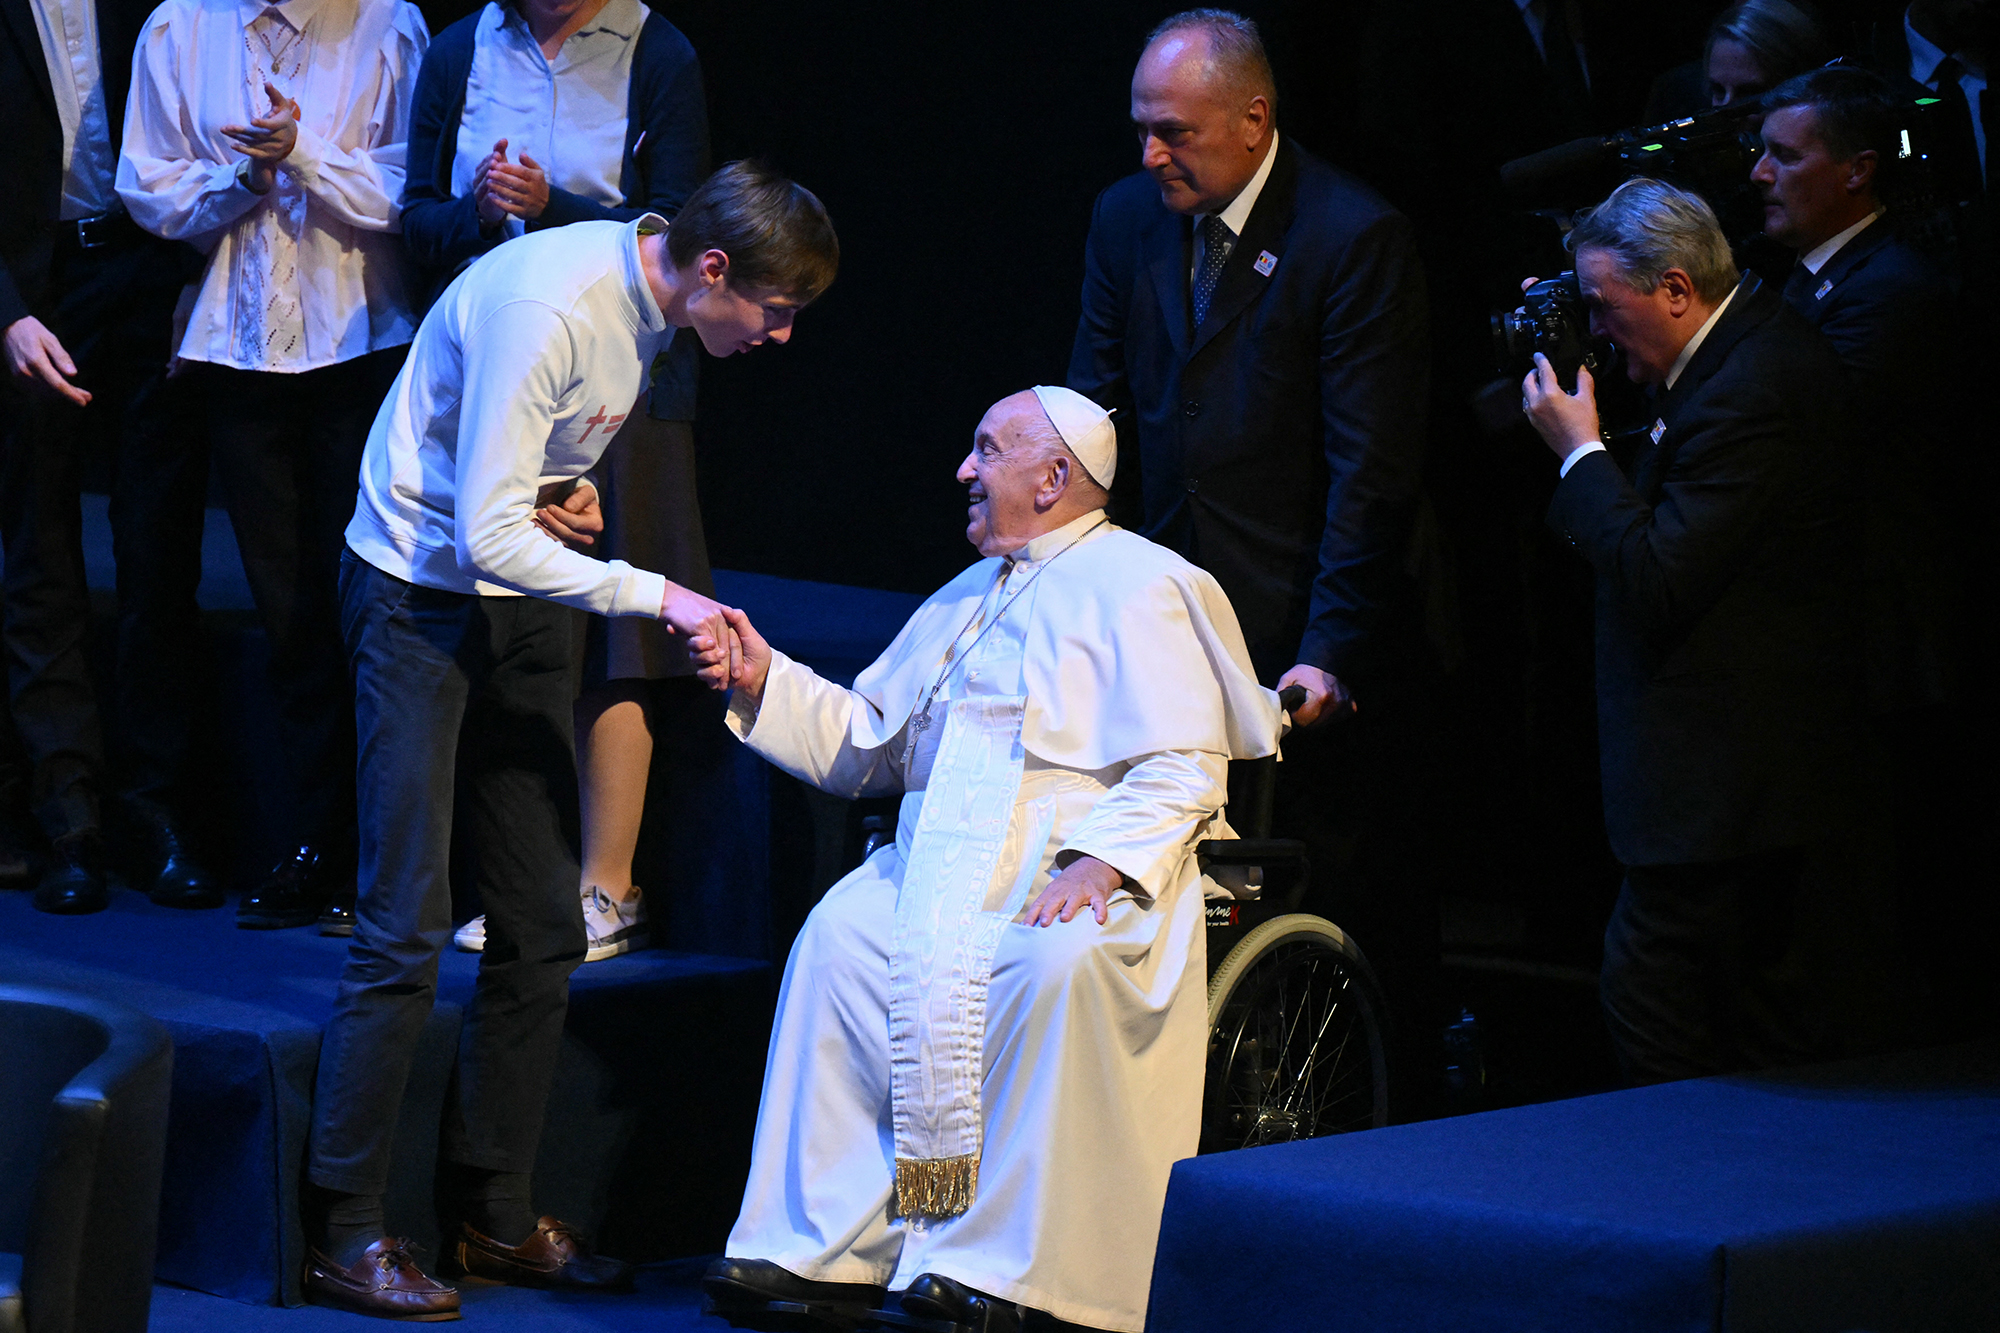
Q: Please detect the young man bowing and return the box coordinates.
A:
[304,162,837,1320]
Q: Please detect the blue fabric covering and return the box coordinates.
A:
[0,892,769,1307]
[1148,1043,2000,1332]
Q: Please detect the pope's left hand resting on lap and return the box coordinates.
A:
[688,386,1284,1333]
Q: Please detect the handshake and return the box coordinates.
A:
[662,586,770,702]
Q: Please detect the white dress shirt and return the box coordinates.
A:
[117,0,428,372]
[453,0,642,242]
[1801,209,1884,275]
[1190,129,1279,282]
[1559,284,1739,478]
[1905,8,1988,186]
[28,0,119,219]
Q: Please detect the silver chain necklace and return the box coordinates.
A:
[901,518,1108,766]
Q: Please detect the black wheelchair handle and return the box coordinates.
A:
[1278,684,1308,714]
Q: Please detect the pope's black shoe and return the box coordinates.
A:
[701,1256,885,1328]
[33,831,109,915]
[900,1273,1023,1333]
[318,890,357,937]
[238,844,352,929]
[122,802,222,909]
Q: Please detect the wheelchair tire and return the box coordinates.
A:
[1201,913,1390,1152]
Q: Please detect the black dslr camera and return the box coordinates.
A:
[1491,271,1608,392]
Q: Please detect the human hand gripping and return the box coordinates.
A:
[1521,352,1602,465]
[472,139,511,228]
[4,317,90,406]
[1276,663,1355,727]
[530,479,602,551]
[661,585,741,690]
[702,607,771,707]
[221,81,300,194]
[1025,855,1124,928]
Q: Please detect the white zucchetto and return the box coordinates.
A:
[1030,386,1117,489]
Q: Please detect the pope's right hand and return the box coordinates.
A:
[659,583,739,690]
[714,606,771,707]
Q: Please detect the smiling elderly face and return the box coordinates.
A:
[955,391,1068,558]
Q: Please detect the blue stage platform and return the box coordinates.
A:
[0,884,772,1308]
[1147,1042,2000,1332]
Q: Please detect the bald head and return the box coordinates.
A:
[954,391,1110,557]
[1132,10,1276,215]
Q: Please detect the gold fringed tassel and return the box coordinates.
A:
[893,1154,980,1220]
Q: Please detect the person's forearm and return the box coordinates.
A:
[1059,749,1229,899]
[725,650,902,799]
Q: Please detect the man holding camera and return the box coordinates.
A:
[1521,177,1864,1083]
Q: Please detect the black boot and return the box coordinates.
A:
[33,830,109,914]
[237,844,352,929]
[121,800,222,909]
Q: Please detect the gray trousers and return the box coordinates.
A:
[308,550,585,1195]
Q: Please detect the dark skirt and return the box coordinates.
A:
[580,409,713,686]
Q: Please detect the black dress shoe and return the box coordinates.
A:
[33,831,110,915]
[318,891,357,937]
[238,844,352,929]
[901,1273,1023,1333]
[702,1256,886,1319]
[122,803,222,909]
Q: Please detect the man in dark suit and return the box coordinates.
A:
[1067,10,1437,1105]
[1756,66,1991,1039]
[1522,177,1865,1082]
[1,0,213,912]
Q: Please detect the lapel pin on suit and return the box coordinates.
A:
[1650,418,1666,445]
[1814,277,1833,300]
[1253,250,1277,277]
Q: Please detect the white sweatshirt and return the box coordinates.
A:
[345,214,673,615]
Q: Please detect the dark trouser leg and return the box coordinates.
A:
[205,349,403,852]
[1600,847,1816,1084]
[444,595,585,1186]
[1277,672,1443,1119]
[309,553,469,1196]
[106,349,207,810]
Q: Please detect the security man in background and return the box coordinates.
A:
[1755,65,1990,1041]
[1068,9,1438,1108]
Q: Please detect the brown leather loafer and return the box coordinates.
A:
[446,1216,634,1290]
[304,1239,460,1321]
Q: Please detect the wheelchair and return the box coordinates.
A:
[710,690,1390,1332]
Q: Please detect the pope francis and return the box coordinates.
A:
[694,386,1283,1333]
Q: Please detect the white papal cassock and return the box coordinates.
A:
[724,509,1282,1332]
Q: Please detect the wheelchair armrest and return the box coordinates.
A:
[1196,837,1307,867]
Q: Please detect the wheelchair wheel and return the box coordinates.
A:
[1201,913,1389,1152]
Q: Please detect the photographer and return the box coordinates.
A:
[1520,177,1865,1083]
[1757,66,1986,1036]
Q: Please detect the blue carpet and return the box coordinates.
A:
[1148,1042,2000,1332]
[148,1259,713,1331]
[0,891,770,1307]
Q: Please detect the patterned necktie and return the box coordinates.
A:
[1193,213,1233,327]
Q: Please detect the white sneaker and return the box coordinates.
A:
[582,884,649,962]
[451,886,647,960]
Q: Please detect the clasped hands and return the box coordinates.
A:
[473,138,550,229]
[222,81,301,195]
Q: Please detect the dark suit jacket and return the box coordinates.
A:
[1549,273,1864,867]
[1783,220,1966,710]
[1067,137,1430,682]
[0,0,151,328]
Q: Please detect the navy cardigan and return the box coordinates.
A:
[400,3,710,418]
